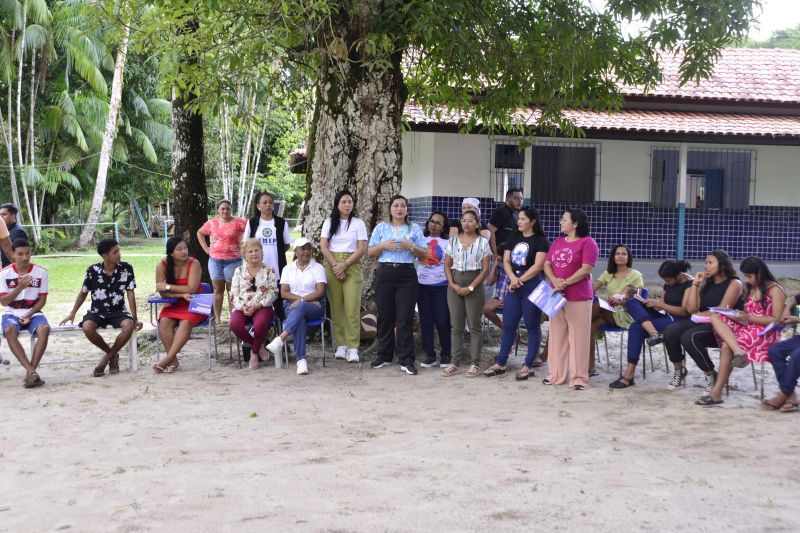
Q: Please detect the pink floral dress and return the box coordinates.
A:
[720,291,781,363]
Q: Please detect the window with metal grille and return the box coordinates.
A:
[650,147,754,209]
[531,141,599,204]
[490,142,524,202]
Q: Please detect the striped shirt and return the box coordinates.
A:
[445,235,491,272]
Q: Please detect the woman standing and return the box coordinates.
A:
[367,195,429,375]
[698,257,785,405]
[266,238,327,375]
[153,236,205,373]
[662,250,742,391]
[320,190,368,363]
[543,208,599,390]
[197,200,248,322]
[416,211,452,368]
[441,210,491,378]
[483,207,549,380]
[229,238,279,370]
[609,260,693,388]
[589,244,644,375]
[243,191,291,317]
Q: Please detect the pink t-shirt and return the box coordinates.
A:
[546,236,599,301]
[200,217,248,260]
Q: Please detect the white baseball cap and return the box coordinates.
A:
[292,237,313,249]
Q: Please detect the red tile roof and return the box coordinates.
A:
[404,103,800,138]
[622,48,800,104]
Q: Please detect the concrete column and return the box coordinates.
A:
[677,143,688,259]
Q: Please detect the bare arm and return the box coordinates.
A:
[518,252,547,284]
[196,228,211,256]
[0,237,12,262]
[742,284,785,326]
[126,290,143,328]
[60,290,89,324]
[488,223,499,258]
[319,237,337,266]
[565,264,594,287]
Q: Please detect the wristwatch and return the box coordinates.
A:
[300,297,305,303]
[165,284,171,291]
[468,286,474,292]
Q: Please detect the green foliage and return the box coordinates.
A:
[744,23,800,49]
[129,0,760,139]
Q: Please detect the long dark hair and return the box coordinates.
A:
[423,211,450,237]
[701,249,737,295]
[658,259,691,279]
[739,256,779,311]
[164,236,184,284]
[606,243,633,274]
[252,191,274,219]
[566,208,590,238]
[327,189,356,238]
[387,194,410,226]
[519,206,545,237]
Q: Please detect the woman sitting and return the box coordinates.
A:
[230,238,279,370]
[662,250,743,390]
[590,244,644,376]
[154,236,205,373]
[698,257,785,406]
[266,238,327,375]
[763,293,800,412]
[609,260,693,388]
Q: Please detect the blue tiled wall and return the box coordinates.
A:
[408,196,800,262]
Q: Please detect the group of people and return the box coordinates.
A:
[2,191,799,412]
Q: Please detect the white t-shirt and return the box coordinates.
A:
[0,263,48,318]
[416,236,449,286]
[244,218,291,279]
[320,217,368,253]
[280,259,327,298]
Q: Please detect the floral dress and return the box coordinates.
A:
[720,290,782,363]
[230,264,279,310]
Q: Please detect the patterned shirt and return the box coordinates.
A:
[230,264,279,310]
[81,262,136,314]
[445,235,491,271]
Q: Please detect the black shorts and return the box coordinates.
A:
[80,311,134,329]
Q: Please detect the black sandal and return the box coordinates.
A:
[93,367,105,377]
[483,364,507,377]
[695,394,724,406]
[609,377,635,389]
[572,384,587,391]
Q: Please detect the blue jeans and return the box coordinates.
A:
[767,335,800,395]
[624,299,677,364]
[496,277,542,367]
[208,256,242,282]
[417,284,451,361]
[282,299,325,360]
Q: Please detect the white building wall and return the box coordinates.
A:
[401,131,800,207]
[400,132,435,198]
[431,133,491,196]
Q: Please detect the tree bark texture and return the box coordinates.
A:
[171,87,209,281]
[78,23,130,248]
[304,13,407,302]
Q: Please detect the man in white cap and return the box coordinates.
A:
[266,237,327,375]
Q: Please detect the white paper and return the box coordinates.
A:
[528,283,567,318]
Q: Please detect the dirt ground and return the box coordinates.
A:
[2,298,799,532]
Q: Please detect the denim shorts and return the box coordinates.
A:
[2,313,50,337]
[208,256,242,282]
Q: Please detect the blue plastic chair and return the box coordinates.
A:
[148,282,218,370]
[595,288,659,378]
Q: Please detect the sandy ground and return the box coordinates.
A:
[2,307,799,533]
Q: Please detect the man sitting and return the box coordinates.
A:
[0,238,50,388]
[60,238,143,376]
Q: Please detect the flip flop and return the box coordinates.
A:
[730,353,750,368]
[695,394,724,406]
[780,402,799,413]
[93,367,105,377]
[759,400,783,411]
[152,363,165,374]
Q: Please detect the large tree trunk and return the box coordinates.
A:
[78,23,130,248]
[171,87,209,280]
[304,23,406,302]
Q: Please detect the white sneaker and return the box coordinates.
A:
[266,336,284,354]
[296,359,308,375]
[334,346,348,359]
[346,348,360,363]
